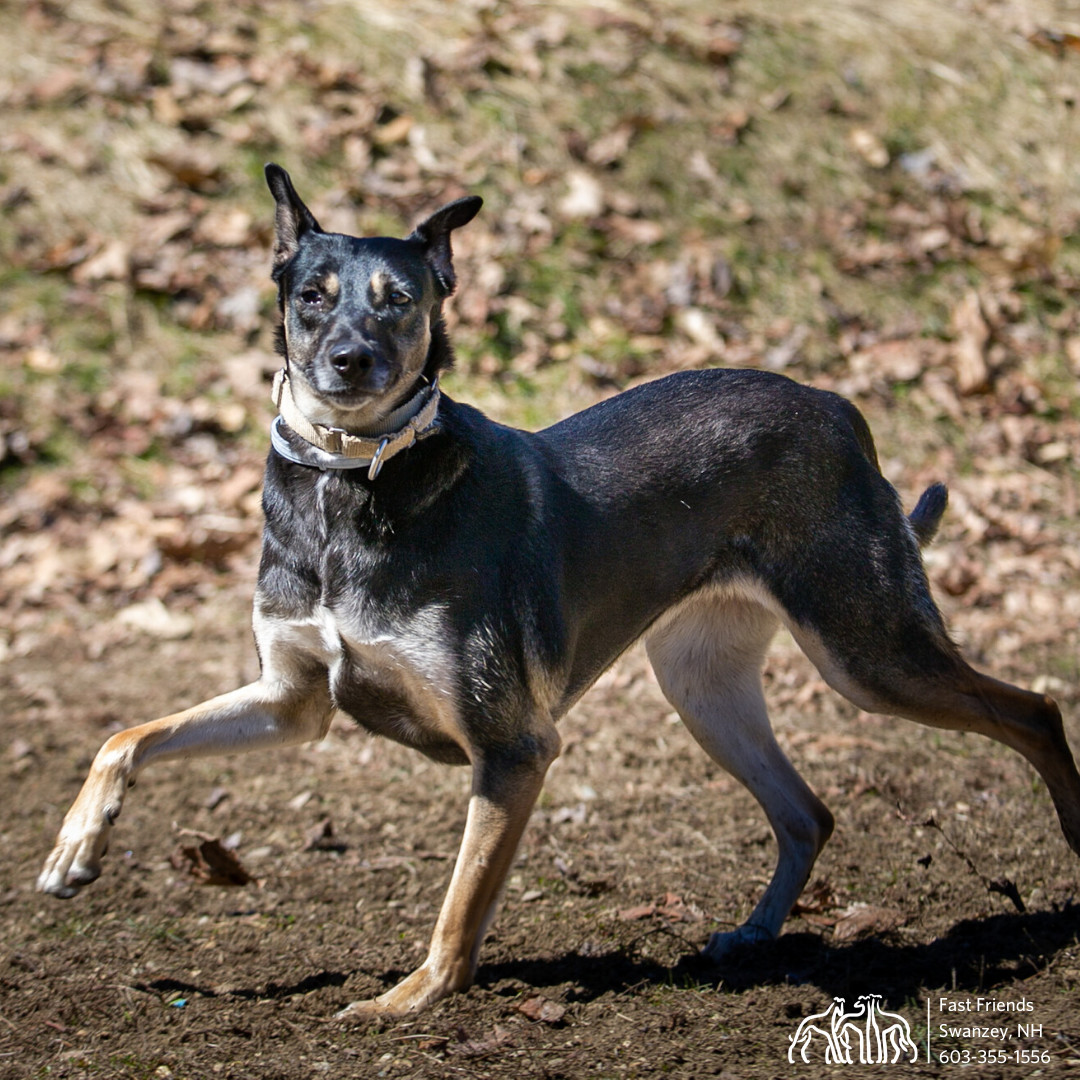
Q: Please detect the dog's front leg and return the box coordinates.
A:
[337,726,560,1019]
[37,675,334,899]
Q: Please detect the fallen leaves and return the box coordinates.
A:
[450,1024,515,1058]
[950,289,992,395]
[514,995,567,1024]
[791,880,907,942]
[115,598,194,641]
[170,830,253,887]
[849,127,889,169]
[301,817,347,853]
[558,170,606,220]
[617,892,704,924]
[0,0,1078,712]
[0,448,263,651]
[831,904,907,943]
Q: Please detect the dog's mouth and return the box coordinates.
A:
[316,383,383,407]
[291,358,431,432]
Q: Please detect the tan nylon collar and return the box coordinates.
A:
[271,369,441,478]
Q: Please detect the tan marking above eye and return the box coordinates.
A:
[298,272,339,306]
[370,270,390,301]
[370,271,412,306]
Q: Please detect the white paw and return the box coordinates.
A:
[701,923,775,962]
[37,802,119,898]
[335,960,465,1019]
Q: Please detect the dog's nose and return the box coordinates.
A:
[329,342,375,377]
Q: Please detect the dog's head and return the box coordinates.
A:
[265,164,481,430]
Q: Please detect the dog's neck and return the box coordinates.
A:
[271,369,441,478]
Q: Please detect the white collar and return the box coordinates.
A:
[270,369,441,478]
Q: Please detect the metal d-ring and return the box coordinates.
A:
[367,437,391,481]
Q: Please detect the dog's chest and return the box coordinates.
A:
[287,599,466,764]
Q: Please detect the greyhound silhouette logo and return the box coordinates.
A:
[788,994,920,1065]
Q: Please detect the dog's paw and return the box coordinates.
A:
[36,798,121,898]
[334,961,466,1020]
[334,998,391,1024]
[701,923,774,962]
[37,835,106,898]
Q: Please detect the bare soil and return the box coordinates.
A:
[2,582,1079,1078]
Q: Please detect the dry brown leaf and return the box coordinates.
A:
[193,208,253,248]
[832,904,905,942]
[515,996,567,1024]
[171,833,252,886]
[9,737,34,761]
[148,146,225,191]
[950,289,991,395]
[452,1024,514,1057]
[849,128,889,168]
[606,215,664,245]
[585,123,636,167]
[1028,29,1080,56]
[29,67,84,104]
[618,902,657,921]
[792,879,838,916]
[371,115,414,146]
[155,517,258,565]
[715,107,751,145]
[847,339,948,385]
[558,170,605,219]
[301,817,346,852]
[115,599,195,640]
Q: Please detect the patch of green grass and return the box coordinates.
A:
[106,1052,169,1080]
[146,920,189,946]
[1046,653,1080,684]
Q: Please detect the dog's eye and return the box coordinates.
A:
[299,289,323,306]
[388,290,412,306]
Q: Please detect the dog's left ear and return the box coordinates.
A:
[407,195,483,295]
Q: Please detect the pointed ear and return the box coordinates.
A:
[265,163,324,275]
[407,195,483,295]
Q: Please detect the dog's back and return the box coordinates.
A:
[526,369,940,703]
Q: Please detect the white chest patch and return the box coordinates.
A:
[253,598,465,759]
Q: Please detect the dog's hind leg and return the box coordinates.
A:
[646,590,835,960]
[766,478,1080,862]
[766,480,1080,863]
[792,618,1080,861]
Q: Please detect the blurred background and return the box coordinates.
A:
[2,0,1080,693]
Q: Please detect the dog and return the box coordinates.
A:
[38,165,1080,1018]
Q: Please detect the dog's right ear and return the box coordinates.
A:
[265,164,324,275]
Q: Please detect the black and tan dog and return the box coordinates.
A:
[39,165,1080,1018]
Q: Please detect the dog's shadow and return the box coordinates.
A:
[477,905,1080,1009]
[143,969,348,1002]
[141,907,1077,1012]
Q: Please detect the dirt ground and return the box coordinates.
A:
[2,577,1079,1079]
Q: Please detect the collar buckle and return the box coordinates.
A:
[367,437,391,481]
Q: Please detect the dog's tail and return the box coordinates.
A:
[908,482,948,547]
